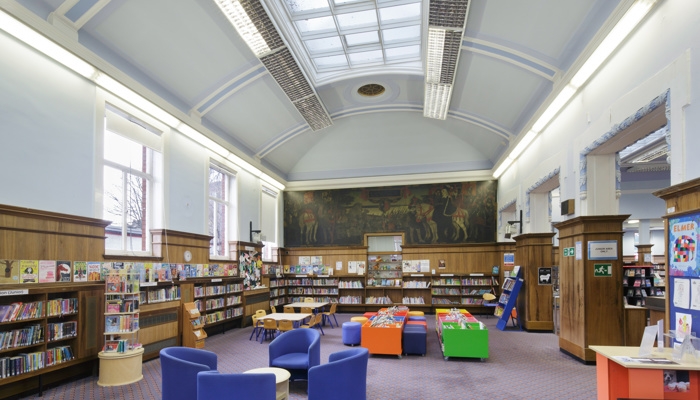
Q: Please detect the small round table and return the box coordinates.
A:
[244,367,291,400]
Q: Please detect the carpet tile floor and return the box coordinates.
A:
[23,313,597,399]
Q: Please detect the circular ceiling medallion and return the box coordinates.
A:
[357,83,386,97]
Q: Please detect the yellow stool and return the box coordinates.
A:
[407,311,424,317]
[350,317,368,325]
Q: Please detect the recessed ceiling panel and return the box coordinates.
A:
[205,75,302,151]
[453,53,546,131]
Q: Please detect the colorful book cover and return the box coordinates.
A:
[157,267,167,282]
[20,260,39,283]
[38,260,57,283]
[169,264,178,280]
[196,264,204,277]
[106,302,121,313]
[184,264,191,278]
[106,275,120,292]
[101,262,112,280]
[230,264,238,276]
[284,265,290,274]
[56,261,71,282]
[209,264,219,276]
[144,263,154,282]
[203,264,209,277]
[73,261,87,282]
[0,260,20,284]
[87,262,101,281]
[113,262,124,270]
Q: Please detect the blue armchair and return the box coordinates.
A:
[160,347,217,400]
[197,371,276,400]
[269,327,320,381]
[308,347,370,400]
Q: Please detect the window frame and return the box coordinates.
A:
[208,162,236,259]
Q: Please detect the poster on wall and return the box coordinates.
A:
[668,211,700,344]
[240,251,262,290]
[538,267,552,285]
[504,253,514,267]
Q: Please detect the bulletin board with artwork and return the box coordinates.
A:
[240,251,262,290]
[668,211,700,343]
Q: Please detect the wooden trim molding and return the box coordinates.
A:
[0,204,111,227]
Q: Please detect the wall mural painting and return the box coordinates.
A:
[284,181,497,247]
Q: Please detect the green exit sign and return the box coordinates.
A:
[563,247,575,257]
[594,264,612,277]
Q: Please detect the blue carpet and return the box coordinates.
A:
[24,313,596,399]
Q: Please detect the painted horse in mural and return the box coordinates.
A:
[299,209,318,245]
[443,197,469,241]
[411,199,438,243]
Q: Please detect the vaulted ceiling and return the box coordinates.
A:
[13,0,623,184]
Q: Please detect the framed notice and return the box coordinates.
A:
[538,267,552,285]
[588,241,618,260]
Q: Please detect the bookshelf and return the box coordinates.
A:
[402,274,431,306]
[98,269,143,387]
[338,276,364,308]
[460,274,499,309]
[623,265,662,306]
[366,253,403,305]
[192,278,244,332]
[268,276,286,308]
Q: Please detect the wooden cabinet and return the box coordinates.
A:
[182,303,206,349]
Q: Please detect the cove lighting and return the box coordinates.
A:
[571,0,657,88]
[262,173,286,190]
[95,73,180,128]
[531,84,576,133]
[627,219,640,224]
[0,10,96,79]
[176,123,230,158]
[493,156,514,179]
[509,130,537,160]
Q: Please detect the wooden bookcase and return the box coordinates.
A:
[0,283,103,398]
[188,277,244,333]
[623,265,658,306]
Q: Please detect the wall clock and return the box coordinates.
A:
[184,250,192,262]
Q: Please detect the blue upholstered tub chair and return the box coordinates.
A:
[308,347,370,400]
[269,327,320,381]
[160,347,217,400]
[196,370,276,400]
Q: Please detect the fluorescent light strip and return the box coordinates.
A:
[0,8,287,189]
[214,0,271,56]
[426,28,445,83]
[493,156,514,179]
[494,0,657,179]
[531,84,576,132]
[571,0,656,88]
[423,83,452,119]
[509,130,537,159]
[95,73,180,128]
[0,10,97,79]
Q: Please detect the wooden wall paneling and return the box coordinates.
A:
[635,244,653,266]
[624,306,647,346]
[401,244,505,275]
[150,229,212,263]
[514,233,555,331]
[554,215,629,362]
[79,287,105,359]
[0,204,110,261]
[653,177,700,338]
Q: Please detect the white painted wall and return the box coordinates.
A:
[0,30,271,246]
[0,31,96,217]
[498,0,699,231]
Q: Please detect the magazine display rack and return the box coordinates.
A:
[97,269,143,387]
[495,267,523,331]
[182,302,206,349]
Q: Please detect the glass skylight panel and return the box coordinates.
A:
[296,16,336,35]
[314,54,348,68]
[381,25,420,43]
[379,3,421,24]
[385,45,420,60]
[305,36,343,53]
[348,50,383,65]
[284,0,329,14]
[333,0,365,5]
[345,31,379,46]
[336,10,378,31]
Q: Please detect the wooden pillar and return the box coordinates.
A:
[653,177,700,337]
[635,244,654,265]
[553,215,629,363]
[513,233,555,331]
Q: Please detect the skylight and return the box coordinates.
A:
[281,0,423,77]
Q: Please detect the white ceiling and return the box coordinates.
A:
[14,0,622,184]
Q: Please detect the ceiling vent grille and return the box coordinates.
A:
[424,0,470,120]
[214,0,332,131]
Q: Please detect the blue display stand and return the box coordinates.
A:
[495,270,523,331]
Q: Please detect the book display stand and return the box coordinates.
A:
[182,302,206,349]
[97,269,143,387]
[361,307,408,358]
[435,308,488,361]
[495,267,523,331]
